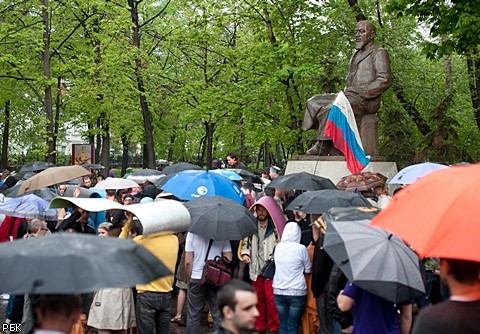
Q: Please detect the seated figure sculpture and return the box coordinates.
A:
[303,20,392,157]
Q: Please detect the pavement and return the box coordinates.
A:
[0,293,212,334]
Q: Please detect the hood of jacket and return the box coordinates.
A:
[281,222,301,243]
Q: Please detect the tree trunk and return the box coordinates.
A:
[121,134,129,177]
[1,100,10,168]
[205,121,214,170]
[167,130,176,162]
[466,48,480,130]
[99,122,110,175]
[41,0,56,164]
[129,0,156,169]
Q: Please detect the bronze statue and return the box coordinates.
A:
[303,20,392,156]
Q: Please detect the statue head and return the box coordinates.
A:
[355,20,376,50]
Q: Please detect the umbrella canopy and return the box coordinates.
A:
[82,163,105,169]
[0,194,58,220]
[211,169,244,181]
[18,165,91,195]
[389,162,449,185]
[266,172,336,191]
[230,168,264,184]
[286,189,371,214]
[154,174,173,187]
[161,170,245,204]
[184,196,256,240]
[94,177,139,190]
[3,184,57,200]
[162,162,202,174]
[336,172,387,192]
[126,169,164,183]
[324,219,425,304]
[0,233,171,294]
[371,164,480,262]
[19,161,55,173]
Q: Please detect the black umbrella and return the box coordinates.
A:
[286,189,371,214]
[3,183,57,200]
[184,196,257,240]
[0,233,171,294]
[323,219,425,304]
[266,172,336,191]
[82,163,105,170]
[162,162,202,174]
[230,168,264,184]
[126,168,164,183]
[19,161,55,173]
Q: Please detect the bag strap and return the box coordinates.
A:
[204,239,214,262]
[268,244,277,260]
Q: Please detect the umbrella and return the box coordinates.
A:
[230,168,264,184]
[82,163,105,169]
[323,219,425,304]
[211,169,244,181]
[19,161,55,173]
[371,164,480,262]
[184,196,256,240]
[336,172,387,192]
[162,162,202,174]
[94,177,139,190]
[125,169,164,183]
[161,170,245,204]
[389,162,449,185]
[17,165,91,195]
[286,189,371,214]
[3,184,57,200]
[0,194,58,220]
[0,233,171,294]
[154,174,173,187]
[266,172,336,191]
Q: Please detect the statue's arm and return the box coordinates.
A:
[360,48,392,99]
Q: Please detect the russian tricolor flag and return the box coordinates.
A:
[324,91,370,174]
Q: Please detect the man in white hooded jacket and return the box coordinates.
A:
[272,222,312,334]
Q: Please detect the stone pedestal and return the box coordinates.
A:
[285,155,398,188]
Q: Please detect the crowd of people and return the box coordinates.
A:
[1,155,479,334]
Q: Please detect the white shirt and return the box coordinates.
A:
[185,232,232,279]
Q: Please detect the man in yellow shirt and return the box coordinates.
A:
[122,215,178,334]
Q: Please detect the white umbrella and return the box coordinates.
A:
[93,177,139,189]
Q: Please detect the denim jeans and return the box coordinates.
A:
[136,291,171,334]
[274,294,306,334]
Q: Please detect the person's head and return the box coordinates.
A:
[440,258,480,286]
[269,165,281,179]
[96,175,105,183]
[217,279,259,333]
[129,220,143,238]
[82,176,92,188]
[58,184,68,196]
[261,167,270,180]
[97,222,112,237]
[123,193,135,205]
[81,146,86,152]
[355,20,376,50]
[28,219,49,236]
[254,204,269,222]
[32,294,81,333]
[226,152,240,167]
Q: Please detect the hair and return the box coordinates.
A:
[130,220,143,237]
[357,20,377,36]
[217,279,255,318]
[443,258,480,284]
[227,152,239,160]
[32,294,81,318]
[97,222,112,232]
[28,219,46,233]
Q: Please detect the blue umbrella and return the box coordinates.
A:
[0,194,58,220]
[161,170,245,204]
[211,169,244,181]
